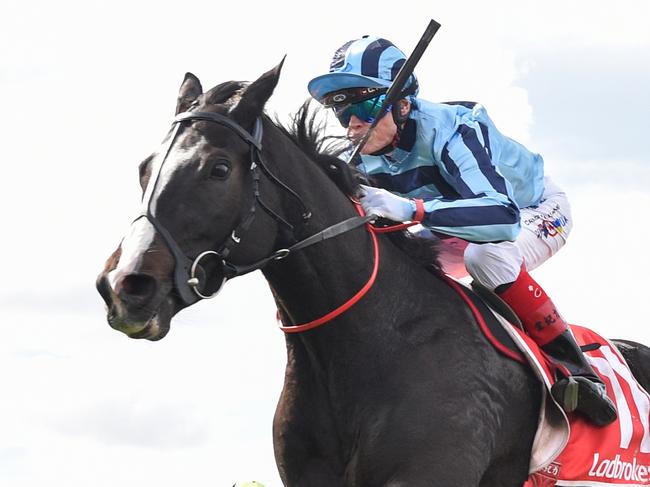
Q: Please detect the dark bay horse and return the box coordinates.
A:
[96,62,650,486]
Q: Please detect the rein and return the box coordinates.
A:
[277,213,420,333]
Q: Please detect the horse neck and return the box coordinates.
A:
[258,121,454,353]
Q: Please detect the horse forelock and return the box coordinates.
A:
[200,80,249,112]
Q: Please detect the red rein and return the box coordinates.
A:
[278,201,422,334]
[276,198,502,364]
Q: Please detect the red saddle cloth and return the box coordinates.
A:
[523,325,650,487]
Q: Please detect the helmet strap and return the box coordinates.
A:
[392,103,409,126]
[367,83,417,157]
[369,140,396,157]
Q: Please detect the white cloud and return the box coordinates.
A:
[1,275,286,486]
[517,45,650,162]
[56,399,210,448]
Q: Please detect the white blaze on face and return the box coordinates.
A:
[107,217,156,291]
[107,130,206,294]
[144,130,202,217]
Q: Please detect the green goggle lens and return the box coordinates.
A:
[333,94,389,128]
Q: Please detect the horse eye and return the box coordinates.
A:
[209,160,231,180]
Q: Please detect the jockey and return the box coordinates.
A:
[307,35,617,426]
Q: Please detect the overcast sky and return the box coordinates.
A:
[1,1,649,485]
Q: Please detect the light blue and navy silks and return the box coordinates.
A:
[356,99,545,243]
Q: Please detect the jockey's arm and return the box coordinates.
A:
[419,122,521,242]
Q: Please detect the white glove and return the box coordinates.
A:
[360,184,415,221]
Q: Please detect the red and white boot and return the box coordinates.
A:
[496,268,617,426]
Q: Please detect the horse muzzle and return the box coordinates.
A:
[109,310,171,341]
[96,271,173,341]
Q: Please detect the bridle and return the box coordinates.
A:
[136,109,376,309]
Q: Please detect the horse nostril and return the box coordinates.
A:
[96,274,114,307]
[118,273,157,301]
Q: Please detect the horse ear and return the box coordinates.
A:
[176,72,203,115]
[231,57,285,127]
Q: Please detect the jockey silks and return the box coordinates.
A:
[356,99,545,243]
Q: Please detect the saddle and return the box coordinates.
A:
[449,279,650,486]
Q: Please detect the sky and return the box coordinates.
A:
[0,0,648,485]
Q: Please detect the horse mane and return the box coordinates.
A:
[274,101,359,195]
[275,101,443,274]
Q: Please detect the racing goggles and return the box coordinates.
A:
[322,88,390,127]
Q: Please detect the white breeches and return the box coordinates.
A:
[463,177,573,290]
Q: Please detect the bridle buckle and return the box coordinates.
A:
[273,249,290,260]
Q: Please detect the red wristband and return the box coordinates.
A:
[413,199,425,222]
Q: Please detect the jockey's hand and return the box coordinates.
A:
[360,184,414,222]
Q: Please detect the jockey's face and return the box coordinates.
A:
[346,99,410,155]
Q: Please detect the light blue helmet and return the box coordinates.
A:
[308,36,419,102]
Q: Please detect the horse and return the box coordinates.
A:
[96,61,650,486]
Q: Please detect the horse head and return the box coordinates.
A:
[96,61,289,340]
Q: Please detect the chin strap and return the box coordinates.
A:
[369,139,398,156]
[368,85,417,157]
